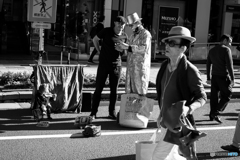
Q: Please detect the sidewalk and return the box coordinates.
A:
[1,59,240,104]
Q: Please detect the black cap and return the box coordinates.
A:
[114,16,127,24]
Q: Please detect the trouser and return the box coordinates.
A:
[232,113,240,148]
[91,64,122,114]
[41,104,52,117]
[46,106,51,118]
[88,48,97,61]
[210,75,232,116]
[152,128,188,160]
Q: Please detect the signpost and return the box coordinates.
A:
[27,0,57,63]
[27,0,57,23]
[32,22,51,29]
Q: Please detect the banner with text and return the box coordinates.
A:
[158,6,179,49]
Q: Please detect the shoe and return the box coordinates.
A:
[89,113,96,120]
[88,60,95,64]
[209,114,222,123]
[47,117,53,120]
[221,145,240,152]
[108,112,117,120]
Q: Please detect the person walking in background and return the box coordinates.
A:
[88,16,105,63]
[117,12,152,95]
[221,113,240,152]
[207,34,234,124]
[153,26,207,159]
[89,16,128,120]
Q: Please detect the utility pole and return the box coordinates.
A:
[62,0,68,47]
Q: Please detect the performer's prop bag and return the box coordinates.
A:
[74,116,93,129]
[82,124,101,137]
[119,94,154,128]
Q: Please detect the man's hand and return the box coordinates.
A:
[118,42,129,50]
[231,80,235,87]
[156,115,163,128]
[206,80,211,84]
[183,105,192,117]
[115,45,123,52]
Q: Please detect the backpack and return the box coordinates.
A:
[90,24,98,39]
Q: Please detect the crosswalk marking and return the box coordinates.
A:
[0,126,235,140]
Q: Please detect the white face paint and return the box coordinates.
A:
[128,22,139,32]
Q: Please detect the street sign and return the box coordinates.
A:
[27,0,57,23]
[32,22,51,29]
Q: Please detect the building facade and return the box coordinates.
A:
[0,0,239,59]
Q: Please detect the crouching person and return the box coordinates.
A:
[32,83,57,121]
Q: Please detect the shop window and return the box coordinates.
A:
[232,13,240,43]
[208,0,224,43]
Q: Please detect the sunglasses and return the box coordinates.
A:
[128,22,138,28]
[165,40,181,47]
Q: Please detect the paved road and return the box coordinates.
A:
[1,59,240,159]
[0,101,240,160]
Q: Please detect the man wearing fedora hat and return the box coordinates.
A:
[117,12,152,95]
[89,16,128,120]
[152,26,207,159]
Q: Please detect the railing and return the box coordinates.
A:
[189,42,240,61]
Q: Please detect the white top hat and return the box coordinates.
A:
[162,26,196,43]
[127,12,142,25]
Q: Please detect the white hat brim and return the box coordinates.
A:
[128,18,142,25]
[162,35,196,43]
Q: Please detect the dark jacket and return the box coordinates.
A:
[156,55,207,110]
[156,55,207,144]
[206,44,234,81]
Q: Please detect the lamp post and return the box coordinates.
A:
[62,0,69,48]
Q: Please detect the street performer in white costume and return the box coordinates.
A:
[117,12,152,95]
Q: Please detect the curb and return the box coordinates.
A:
[1,87,240,103]
[0,88,158,102]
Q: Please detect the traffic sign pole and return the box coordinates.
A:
[39,28,44,51]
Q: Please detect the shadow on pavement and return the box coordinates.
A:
[220,112,239,117]
[195,123,220,126]
[92,155,135,160]
[225,118,238,121]
[88,152,240,160]
[0,108,157,132]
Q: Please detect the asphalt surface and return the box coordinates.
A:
[0,101,240,160]
[1,49,240,159]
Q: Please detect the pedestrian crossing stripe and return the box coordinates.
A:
[0,126,235,140]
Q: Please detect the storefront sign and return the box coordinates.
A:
[93,11,98,24]
[27,0,57,23]
[226,5,240,12]
[158,6,179,43]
